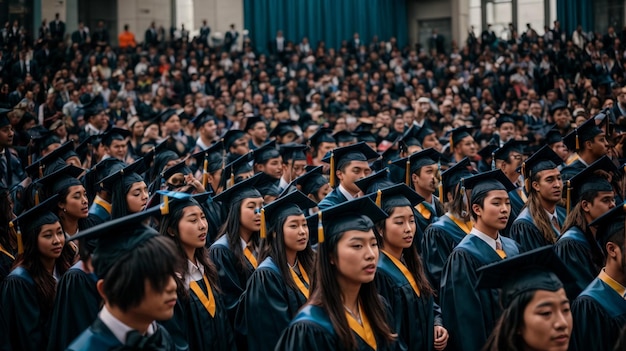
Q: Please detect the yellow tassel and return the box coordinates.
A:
[376,189,382,208]
[317,211,324,243]
[405,159,411,186]
[449,134,453,149]
[329,152,335,188]
[575,132,580,150]
[161,195,169,215]
[12,222,23,255]
[229,168,235,189]
[260,208,267,239]
[38,165,43,179]
[566,180,571,215]
[202,158,209,189]
[34,190,40,206]
[437,160,444,203]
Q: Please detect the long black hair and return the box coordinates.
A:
[482,290,535,351]
[217,195,262,271]
[111,173,147,219]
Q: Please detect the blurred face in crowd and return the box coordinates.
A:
[454,136,477,158]
[498,122,515,142]
[530,102,542,117]
[421,132,442,152]
[163,115,182,134]
[552,109,571,129]
[551,141,569,162]
[584,133,609,159]
[316,142,336,160]
[337,160,371,194]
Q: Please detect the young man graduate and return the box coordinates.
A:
[492,139,527,235]
[84,157,126,225]
[439,169,520,351]
[569,202,626,351]
[561,116,609,179]
[278,143,308,190]
[447,126,477,165]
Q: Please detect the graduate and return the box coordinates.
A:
[479,247,573,351]
[100,127,132,163]
[391,148,445,235]
[146,149,179,191]
[440,169,520,351]
[509,146,565,252]
[555,156,616,299]
[288,165,330,210]
[307,127,337,166]
[317,142,378,210]
[101,158,149,219]
[447,126,477,165]
[84,157,126,224]
[236,190,317,351]
[0,187,16,281]
[561,115,609,179]
[218,151,254,190]
[421,157,475,291]
[158,191,235,350]
[372,184,449,351]
[0,195,74,350]
[208,173,263,344]
[492,139,527,235]
[275,197,405,351]
[223,129,250,161]
[278,142,308,190]
[65,207,180,351]
[569,203,626,351]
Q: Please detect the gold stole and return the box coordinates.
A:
[449,215,472,234]
[244,246,258,269]
[93,196,112,214]
[345,302,377,350]
[598,270,626,299]
[415,203,431,220]
[289,261,310,298]
[0,244,14,260]
[189,275,217,317]
[381,250,420,297]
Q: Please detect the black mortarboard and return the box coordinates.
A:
[589,202,626,245]
[290,165,329,196]
[159,109,178,123]
[544,126,563,145]
[259,190,317,238]
[306,197,387,244]
[477,246,573,308]
[414,127,436,145]
[222,151,254,186]
[161,159,191,182]
[253,140,281,164]
[493,140,527,161]
[448,126,474,149]
[354,168,393,194]
[356,131,378,144]
[477,143,499,163]
[25,140,77,179]
[399,126,420,147]
[11,194,60,254]
[321,142,379,188]
[36,164,84,197]
[390,148,442,185]
[101,127,132,147]
[30,128,61,154]
[520,146,563,192]
[563,117,603,151]
[223,129,247,150]
[244,115,265,131]
[549,100,568,114]
[279,143,308,162]
[0,108,11,128]
[440,158,474,201]
[269,122,297,139]
[99,157,148,190]
[565,156,616,214]
[333,130,357,144]
[367,183,424,210]
[495,115,517,128]
[191,141,225,175]
[155,190,212,215]
[255,172,281,198]
[213,172,263,208]
[463,169,516,205]
[307,128,336,148]
[83,97,105,119]
[84,158,126,198]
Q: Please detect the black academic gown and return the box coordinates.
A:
[0,245,15,282]
[504,189,526,237]
[0,267,50,350]
[275,304,406,351]
[414,197,444,241]
[47,261,101,351]
[66,317,177,351]
[236,256,309,351]
[570,275,626,351]
[509,207,565,252]
[554,226,602,299]
[440,234,520,351]
[199,198,225,246]
[560,159,587,180]
[317,187,348,210]
[375,252,442,351]
[420,214,471,292]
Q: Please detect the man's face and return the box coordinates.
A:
[282,159,307,182]
[553,109,571,129]
[586,133,609,159]
[413,164,437,195]
[455,136,477,158]
[530,103,542,117]
[201,120,217,139]
[532,169,562,204]
[106,139,128,160]
[499,122,516,142]
[1,124,16,147]
[337,160,371,194]
[316,142,336,160]
[249,122,267,142]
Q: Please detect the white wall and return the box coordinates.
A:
[117,0,172,44]
[192,0,243,43]
[407,0,452,48]
[41,0,67,24]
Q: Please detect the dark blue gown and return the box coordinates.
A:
[554,226,603,299]
[317,187,348,210]
[509,207,565,252]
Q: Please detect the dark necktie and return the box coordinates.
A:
[116,328,171,351]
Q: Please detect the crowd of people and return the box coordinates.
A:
[0,11,625,351]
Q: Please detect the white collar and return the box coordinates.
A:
[337,184,356,201]
[279,177,289,190]
[185,259,204,287]
[545,209,559,224]
[470,227,501,251]
[99,306,155,344]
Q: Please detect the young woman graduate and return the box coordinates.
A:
[480,246,573,351]
[157,191,235,350]
[236,190,317,351]
[569,203,626,351]
[372,184,449,351]
[421,157,475,291]
[0,195,74,350]
[105,158,150,219]
[275,196,406,351]
[555,156,616,299]
[0,187,16,281]
[439,170,520,351]
[209,172,264,348]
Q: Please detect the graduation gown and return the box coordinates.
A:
[0,244,15,282]
[440,234,520,351]
[0,267,50,350]
[509,207,565,252]
[317,187,348,210]
[199,198,225,246]
[47,261,101,351]
[554,226,602,299]
[375,252,442,351]
[420,214,471,291]
[504,189,526,237]
[570,274,626,351]
[67,317,177,351]
[236,256,309,351]
[88,196,112,223]
[560,159,586,180]
[275,304,406,351]
[413,197,444,240]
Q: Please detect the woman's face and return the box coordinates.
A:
[282,214,309,254]
[63,185,89,219]
[520,288,572,351]
[240,197,263,234]
[132,122,145,137]
[382,206,416,252]
[334,229,379,286]
[177,205,208,250]
[584,190,616,220]
[38,222,65,260]
[126,181,149,214]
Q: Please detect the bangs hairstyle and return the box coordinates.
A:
[482,290,535,351]
[217,195,261,271]
[111,173,146,219]
[102,236,182,312]
[308,228,395,350]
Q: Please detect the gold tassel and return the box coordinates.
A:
[260,208,267,239]
[566,180,571,215]
[12,222,23,255]
[375,189,382,208]
[405,159,411,186]
[317,211,324,243]
[575,132,580,150]
[202,159,209,189]
[38,164,43,179]
[329,152,335,188]
[34,190,40,206]
[437,160,444,204]
[161,195,169,215]
[449,134,453,149]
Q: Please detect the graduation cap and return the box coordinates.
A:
[562,117,603,151]
[463,169,516,205]
[400,125,421,148]
[269,122,297,139]
[544,126,563,145]
[253,140,281,165]
[477,143,499,167]
[321,142,380,188]
[493,140,527,161]
[354,119,374,133]
[307,128,336,149]
[356,131,378,145]
[306,196,387,244]
[448,126,474,149]
[333,130,356,144]
[549,100,568,115]
[255,172,281,199]
[279,143,308,162]
[160,159,191,188]
[83,97,106,119]
[30,128,61,154]
[244,115,265,131]
[99,157,148,191]
[159,109,178,123]
[223,129,247,150]
[11,194,60,254]
[589,202,626,246]
[290,165,329,196]
[495,115,517,128]
[390,148,442,186]
[259,190,317,238]
[36,164,84,198]
[0,108,12,128]
[367,183,424,210]
[222,151,254,187]
[84,158,126,198]
[25,140,77,179]
[154,190,211,215]
[414,127,437,145]
[440,157,474,203]
[354,168,393,195]
[190,141,225,188]
[565,156,616,214]
[213,172,263,208]
[520,145,562,193]
[477,246,573,308]
[101,127,132,147]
